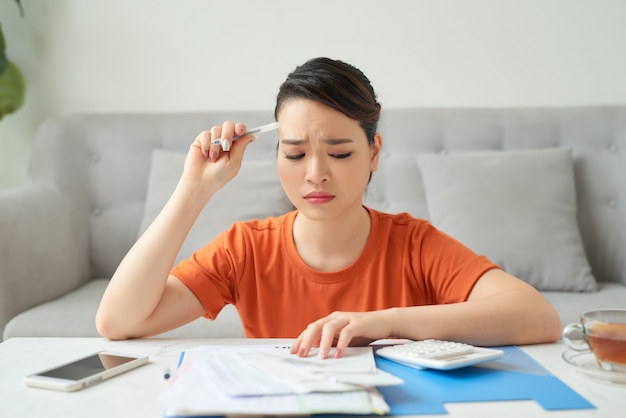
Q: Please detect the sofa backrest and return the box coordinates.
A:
[372,107,625,286]
[30,107,625,284]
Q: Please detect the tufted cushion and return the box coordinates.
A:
[416,147,597,292]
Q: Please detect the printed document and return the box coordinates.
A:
[159,344,402,416]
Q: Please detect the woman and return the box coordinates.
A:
[96,57,561,358]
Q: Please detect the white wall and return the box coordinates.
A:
[1,0,625,188]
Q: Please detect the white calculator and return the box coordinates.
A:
[376,339,504,370]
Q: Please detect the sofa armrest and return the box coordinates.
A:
[0,183,90,335]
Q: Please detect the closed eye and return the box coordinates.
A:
[331,152,352,159]
[284,153,305,160]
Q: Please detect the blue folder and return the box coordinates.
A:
[374,345,595,415]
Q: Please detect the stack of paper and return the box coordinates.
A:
[159,344,403,416]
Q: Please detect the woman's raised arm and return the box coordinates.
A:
[96,122,255,339]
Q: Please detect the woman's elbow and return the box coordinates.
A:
[524,296,563,344]
[95,309,132,340]
[542,305,563,343]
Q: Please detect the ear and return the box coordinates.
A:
[369,133,383,172]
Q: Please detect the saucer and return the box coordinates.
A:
[562,350,626,384]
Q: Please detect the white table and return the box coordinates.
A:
[1,338,624,418]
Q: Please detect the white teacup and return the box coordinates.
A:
[562,308,626,372]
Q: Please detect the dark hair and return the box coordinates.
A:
[274,57,381,144]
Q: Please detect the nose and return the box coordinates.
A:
[304,156,329,184]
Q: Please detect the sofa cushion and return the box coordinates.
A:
[416,147,597,292]
[139,149,293,263]
[2,279,244,339]
[541,282,626,326]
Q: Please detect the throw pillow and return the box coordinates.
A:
[416,147,597,292]
[140,149,293,263]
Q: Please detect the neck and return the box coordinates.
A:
[292,206,371,271]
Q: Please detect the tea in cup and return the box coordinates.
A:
[562,308,626,372]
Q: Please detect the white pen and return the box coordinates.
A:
[212,122,280,151]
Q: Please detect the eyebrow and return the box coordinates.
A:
[280,138,355,145]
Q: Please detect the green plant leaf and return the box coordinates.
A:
[0,24,7,74]
[0,60,26,120]
[0,1,26,121]
[15,0,24,17]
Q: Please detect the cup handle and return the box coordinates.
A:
[562,323,589,351]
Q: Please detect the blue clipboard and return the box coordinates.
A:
[375,345,595,415]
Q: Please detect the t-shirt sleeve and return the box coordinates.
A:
[416,223,500,304]
[170,227,241,320]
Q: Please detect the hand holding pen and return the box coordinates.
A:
[196,122,279,162]
[182,121,280,198]
[212,122,279,151]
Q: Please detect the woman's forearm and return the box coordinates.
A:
[389,293,560,346]
[95,182,213,338]
[389,272,562,345]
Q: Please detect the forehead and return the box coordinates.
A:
[277,99,363,136]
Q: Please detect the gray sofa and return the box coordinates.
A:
[1,107,625,341]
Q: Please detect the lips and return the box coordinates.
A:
[304,191,335,204]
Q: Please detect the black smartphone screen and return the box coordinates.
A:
[39,353,136,380]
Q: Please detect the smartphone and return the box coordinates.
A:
[24,351,149,392]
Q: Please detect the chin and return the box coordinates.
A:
[294,201,335,219]
[297,200,363,222]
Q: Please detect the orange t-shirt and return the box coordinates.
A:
[171,207,499,338]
